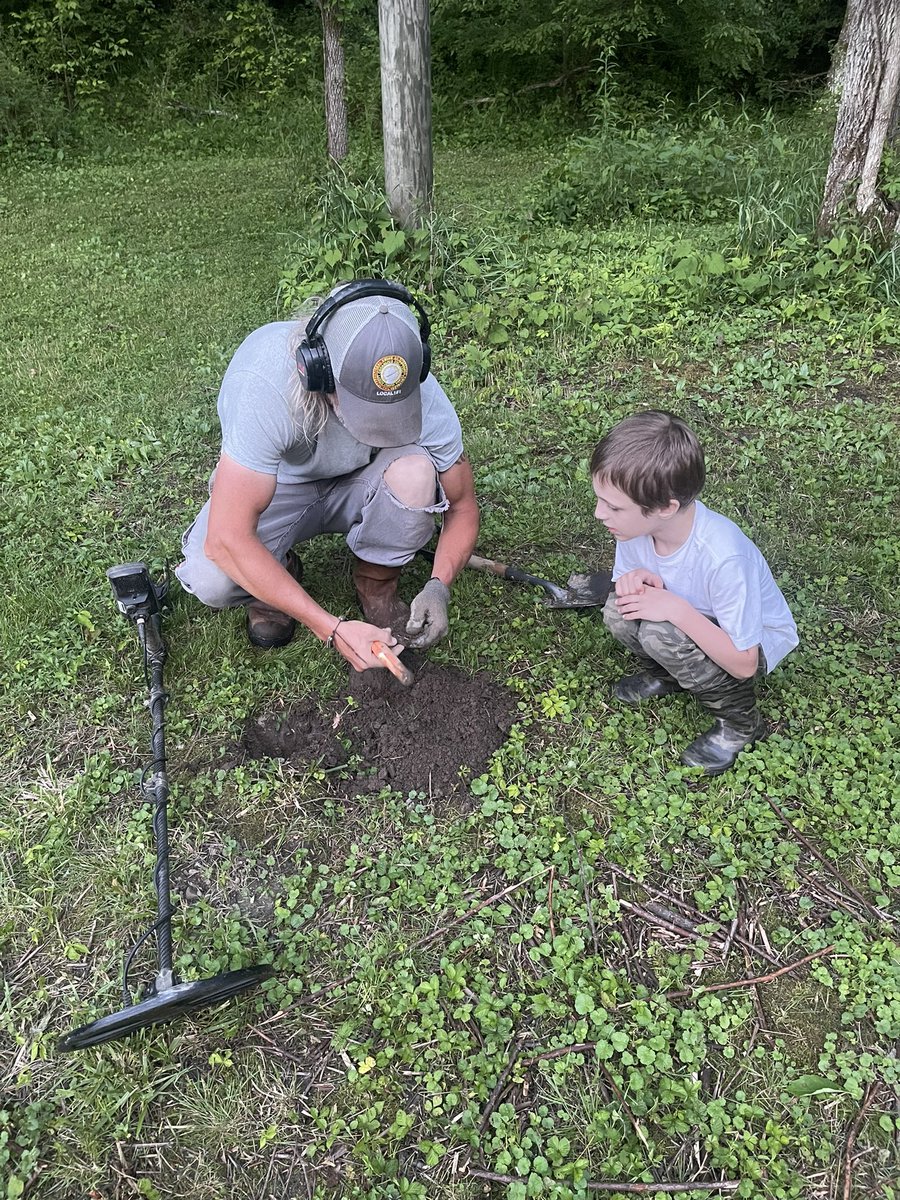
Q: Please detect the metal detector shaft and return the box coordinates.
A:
[59,563,274,1052]
[138,611,175,992]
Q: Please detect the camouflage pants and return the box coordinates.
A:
[602,593,765,730]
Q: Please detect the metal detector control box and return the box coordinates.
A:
[107,562,159,620]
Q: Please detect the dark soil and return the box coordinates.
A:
[242,654,516,798]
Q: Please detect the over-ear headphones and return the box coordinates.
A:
[295,278,432,394]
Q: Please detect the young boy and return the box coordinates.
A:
[590,410,798,775]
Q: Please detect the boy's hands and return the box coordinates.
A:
[615,569,684,623]
[615,568,664,596]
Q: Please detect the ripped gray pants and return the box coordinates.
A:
[175,446,448,609]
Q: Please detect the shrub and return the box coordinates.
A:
[527,102,830,228]
[0,38,67,148]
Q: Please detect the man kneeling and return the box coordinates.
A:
[176,279,479,671]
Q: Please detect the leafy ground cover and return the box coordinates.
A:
[1,103,898,1200]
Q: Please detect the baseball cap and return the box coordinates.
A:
[322,291,424,447]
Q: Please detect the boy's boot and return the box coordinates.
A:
[352,556,410,636]
[614,660,684,704]
[246,550,303,649]
[603,596,684,704]
[680,674,768,775]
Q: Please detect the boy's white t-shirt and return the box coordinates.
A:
[612,500,798,672]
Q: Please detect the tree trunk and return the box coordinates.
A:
[827,2,852,95]
[378,0,433,229]
[319,0,348,163]
[818,0,900,237]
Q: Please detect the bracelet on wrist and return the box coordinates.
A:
[326,616,348,650]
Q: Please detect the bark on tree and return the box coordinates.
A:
[319,0,348,163]
[827,2,852,94]
[378,0,433,229]
[818,0,900,237]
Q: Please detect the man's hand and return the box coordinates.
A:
[615,568,664,597]
[331,619,400,671]
[405,578,451,649]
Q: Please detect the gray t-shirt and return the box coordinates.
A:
[217,321,464,482]
[613,499,799,672]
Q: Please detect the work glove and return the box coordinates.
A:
[405,578,451,649]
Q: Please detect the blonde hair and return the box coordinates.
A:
[287,293,331,445]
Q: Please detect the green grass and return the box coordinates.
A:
[1,102,899,1200]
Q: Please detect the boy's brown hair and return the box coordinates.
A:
[590,410,705,513]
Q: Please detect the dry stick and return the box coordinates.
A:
[519,1043,668,1165]
[410,867,551,952]
[520,1042,599,1066]
[297,869,550,1004]
[604,862,780,966]
[795,866,876,931]
[720,915,739,961]
[643,901,701,934]
[841,1079,882,1200]
[598,1061,655,1162]
[566,816,600,958]
[764,795,895,926]
[477,1035,531,1135]
[466,1167,740,1193]
[664,944,836,1000]
[618,898,718,945]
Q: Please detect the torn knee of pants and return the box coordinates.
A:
[381,476,449,515]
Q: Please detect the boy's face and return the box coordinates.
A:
[592,475,675,541]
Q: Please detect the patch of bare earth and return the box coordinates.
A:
[242,654,516,799]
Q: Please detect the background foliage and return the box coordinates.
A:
[1,0,848,151]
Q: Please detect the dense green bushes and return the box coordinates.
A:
[527,103,826,227]
[0,0,846,151]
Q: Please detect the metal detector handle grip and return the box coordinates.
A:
[371,641,414,687]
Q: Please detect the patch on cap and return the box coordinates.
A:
[372,354,409,394]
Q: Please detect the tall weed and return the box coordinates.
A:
[528,100,830,230]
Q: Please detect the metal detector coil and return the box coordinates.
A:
[59,563,274,1052]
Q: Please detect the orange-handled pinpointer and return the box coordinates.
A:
[371,640,414,687]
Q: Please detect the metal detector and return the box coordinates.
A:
[59,563,273,1052]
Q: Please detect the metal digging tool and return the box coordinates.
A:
[418,549,612,610]
[59,563,273,1052]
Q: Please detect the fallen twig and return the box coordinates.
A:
[548,865,557,942]
[466,1166,740,1193]
[565,816,600,958]
[411,867,552,952]
[520,1042,599,1067]
[289,869,551,1005]
[720,915,739,961]
[841,1079,882,1200]
[477,1034,531,1135]
[619,898,714,944]
[604,862,779,966]
[765,795,896,926]
[664,944,836,1000]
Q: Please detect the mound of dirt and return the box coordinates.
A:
[242,656,516,798]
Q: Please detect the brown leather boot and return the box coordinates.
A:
[246,551,303,649]
[352,556,410,637]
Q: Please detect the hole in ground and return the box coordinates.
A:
[242,656,516,798]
